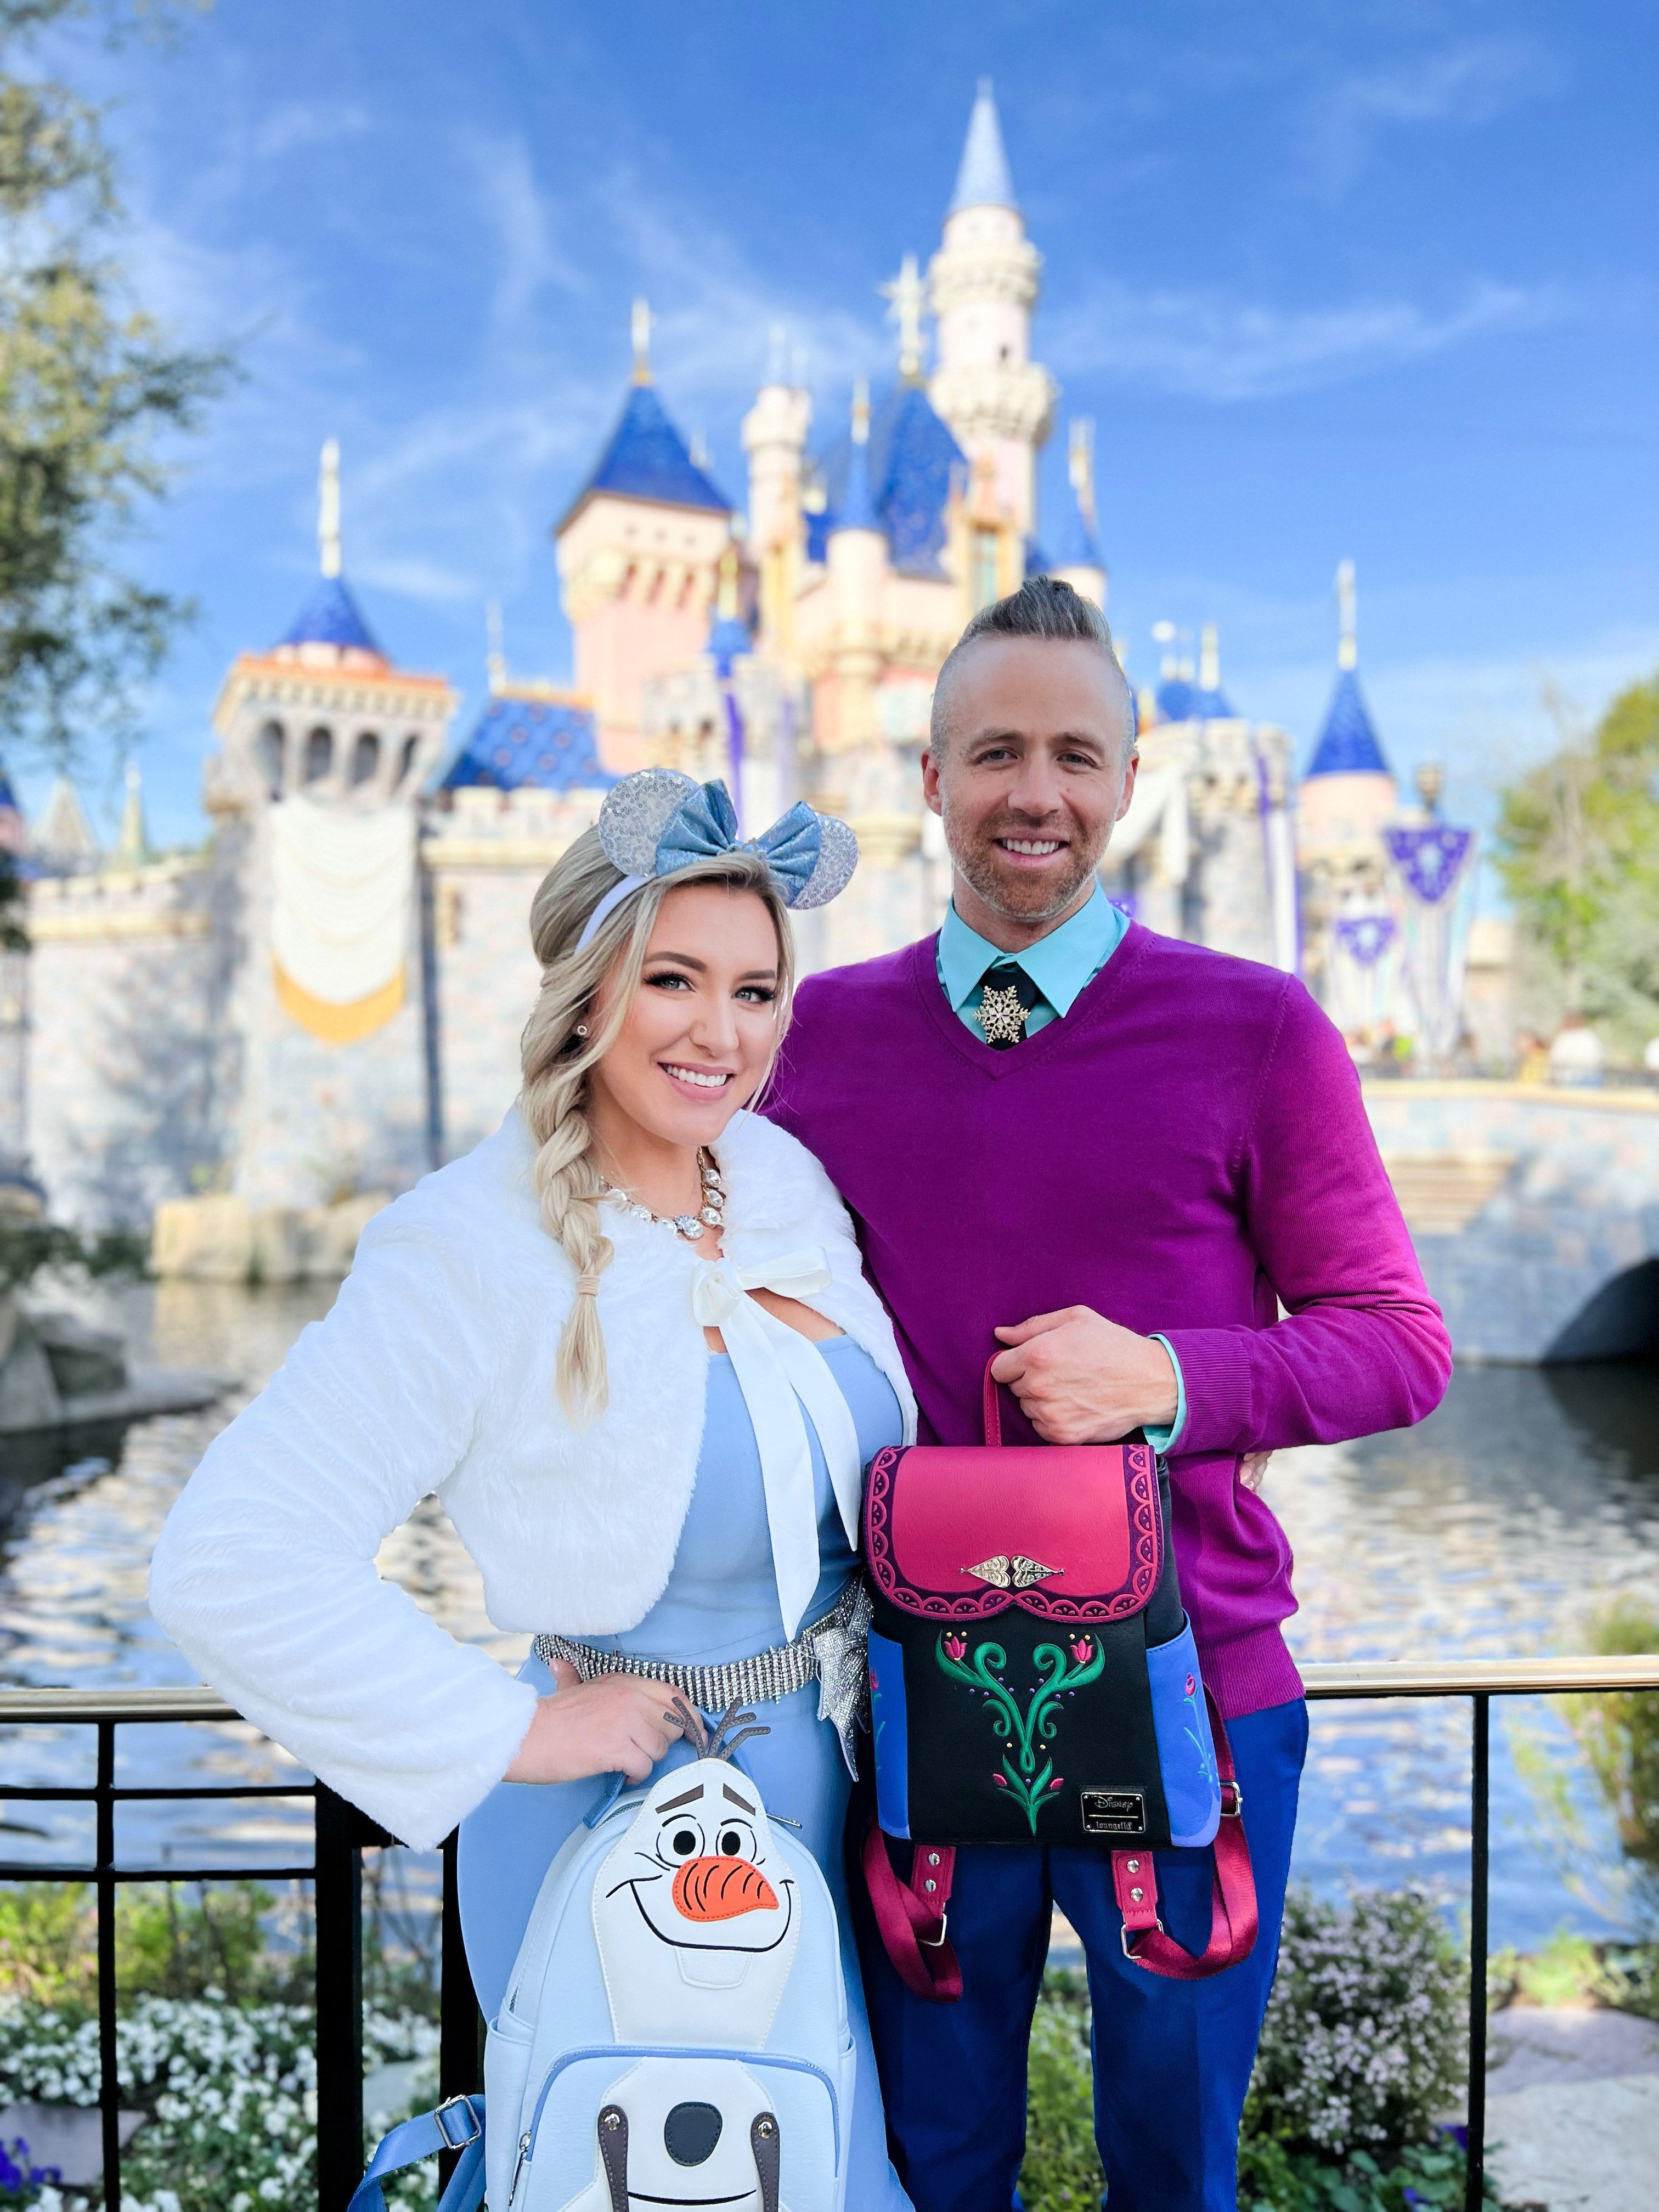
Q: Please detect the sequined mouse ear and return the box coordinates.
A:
[788,814,859,909]
[595,767,703,878]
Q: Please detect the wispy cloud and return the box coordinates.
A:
[252,100,373,162]
[1047,275,1568,403]
[456,129,589,337]
[1306,37,1559,193]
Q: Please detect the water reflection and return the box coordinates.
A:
[0,1284,1655,1942]
[1273,1359,1659,1946]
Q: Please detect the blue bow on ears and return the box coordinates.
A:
[596,769,857,912]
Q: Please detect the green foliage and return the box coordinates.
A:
[1558,1597,1659,1916]
[1495,675,1659,1052]
[1018,1971,1103,2210]
[0,1880,311,2018]
[0,1991,438,2212]
[0,1218,146,1291]
[1237,2132,1499,2211]
[1249,1889,1467,2158]
[0,0,229,765]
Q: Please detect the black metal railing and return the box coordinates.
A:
[2,1657,1656,2212]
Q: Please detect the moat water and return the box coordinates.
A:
[1,1277,1655,1952]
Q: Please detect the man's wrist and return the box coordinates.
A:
[1143,1334,1186,1450]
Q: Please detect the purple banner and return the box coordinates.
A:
[1334,913,1398,968]
[1383,826,1473,906]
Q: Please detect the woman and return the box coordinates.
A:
[149,769,917,2209]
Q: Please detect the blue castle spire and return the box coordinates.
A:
[950,78,1017,213]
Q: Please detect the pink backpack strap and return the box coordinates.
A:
[861,1816,961,2004]
[1114,1690,1259,1980]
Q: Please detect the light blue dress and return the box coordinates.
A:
[457,1335,909,2210]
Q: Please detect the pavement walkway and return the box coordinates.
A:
[1483,2005,1658,2212]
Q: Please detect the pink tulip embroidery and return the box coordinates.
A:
[935,1630,1106,1836]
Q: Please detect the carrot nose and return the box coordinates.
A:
[672,1856,779,1922]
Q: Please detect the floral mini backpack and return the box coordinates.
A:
[860,1360,1257,1995]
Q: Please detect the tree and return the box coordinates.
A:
[0,0,228,768]
[1495,675,1659,1057]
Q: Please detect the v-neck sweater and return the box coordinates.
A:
[764,922,1452,1720]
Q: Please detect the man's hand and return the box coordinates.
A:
[991,1306,1179,1444]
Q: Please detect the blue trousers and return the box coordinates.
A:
[855,1697,1308,2212]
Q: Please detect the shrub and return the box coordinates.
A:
[1018,1972,1102,2209]
[1559,1597,1659,1921]
[0,1994,438,2212]
[1248,1888,1466,2158]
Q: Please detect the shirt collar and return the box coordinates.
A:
[938,883,1127,1018]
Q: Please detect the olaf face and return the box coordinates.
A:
[592,1758,801,2049]
[607,1773,793,1955]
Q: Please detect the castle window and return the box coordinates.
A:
[304,727,334,783]
[350,731,381,786]
[972,527,1000,611]
[394,735,420,788]
[255,721,285,797]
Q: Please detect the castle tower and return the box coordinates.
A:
[1297,561,1396,856]
[207,441,458,1209]
[556,301,735,772]
[928,80,1056,546]
[1051,417,1107,606]
[741,338,812,668]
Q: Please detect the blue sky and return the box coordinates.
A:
[16,0,1659,864]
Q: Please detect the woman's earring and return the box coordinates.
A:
[574,1023,589,1038]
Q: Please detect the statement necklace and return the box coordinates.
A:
[598,1148,725,1243]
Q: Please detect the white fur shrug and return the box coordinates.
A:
[148,1108,917,1849]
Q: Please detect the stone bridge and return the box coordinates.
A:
[1362,1081,1659,1362]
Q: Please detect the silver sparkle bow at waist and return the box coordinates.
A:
[535,1575,871,1779]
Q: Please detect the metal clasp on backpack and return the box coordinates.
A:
[1220,1781,1245,1818]
[433,2095,482,2151]
[918,1904,950,1949]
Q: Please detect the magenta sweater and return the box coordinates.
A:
[764,923,1452,1719]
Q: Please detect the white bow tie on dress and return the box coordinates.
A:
[690,1246,864,1642]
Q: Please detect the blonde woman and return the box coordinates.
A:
[149,770,917,2209]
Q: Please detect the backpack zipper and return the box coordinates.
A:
[506,2129,532,2207]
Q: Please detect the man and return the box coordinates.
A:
[765,577,1451,2211]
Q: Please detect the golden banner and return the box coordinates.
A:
[273,959,404,1045]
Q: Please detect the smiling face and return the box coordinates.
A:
[923,634,1139,944]
[592,1758,802,2049]
[586,881,784,1152]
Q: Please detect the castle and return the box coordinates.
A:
[3,83,1457,1246]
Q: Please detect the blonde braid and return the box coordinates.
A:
[518,827,795,1426]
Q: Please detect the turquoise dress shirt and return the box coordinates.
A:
[934,885,1187,1451]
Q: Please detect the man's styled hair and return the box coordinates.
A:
[929,575,1136,754]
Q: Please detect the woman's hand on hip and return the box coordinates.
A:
[504,1659,682,1785]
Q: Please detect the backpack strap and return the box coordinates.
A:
[1114,1690,1259,1980]
[861,1816,961,2002]
[349,2095,486,2212]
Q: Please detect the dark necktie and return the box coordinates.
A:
[975,960,1040,1049]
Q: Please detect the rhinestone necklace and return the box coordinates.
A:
[598,1147,725,1243]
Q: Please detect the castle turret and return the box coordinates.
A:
[741,335,812,665]
[1051,417,1107,607]
[928,80,1056,541]
[556,301,734,772]
[1297,560,1397,857]
[821,382,887,763]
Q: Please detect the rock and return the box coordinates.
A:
[151,1194,253,1280]
[153,1191,391,1281]
[32,1310,128,1396]
[0,1312,64,1431]
[0,2102,146,2186]
[300,1191,390,1279]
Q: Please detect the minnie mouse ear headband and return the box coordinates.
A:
[574,768,859,952]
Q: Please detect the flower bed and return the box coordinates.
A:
[0,1994,438,2212]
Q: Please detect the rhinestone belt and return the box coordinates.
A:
[534,1575,871,1774]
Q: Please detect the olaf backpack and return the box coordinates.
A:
[352,1734,855,2212]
